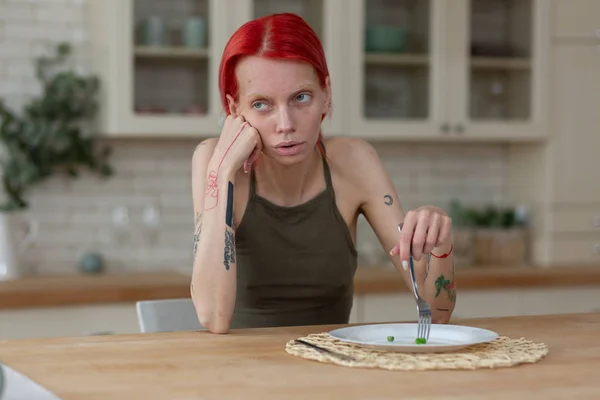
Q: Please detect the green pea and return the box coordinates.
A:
[415,338,427,344]
[387,336,394,342]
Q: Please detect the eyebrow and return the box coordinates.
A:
[245,82,317,100]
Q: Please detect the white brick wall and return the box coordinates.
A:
[0,0,509,275]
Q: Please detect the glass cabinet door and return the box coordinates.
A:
[468,0,532,122]
[362,0,431,120]
[449,0,548,139]
[133,0,211,117]
[344,0,446,139]
[254,0,324,39]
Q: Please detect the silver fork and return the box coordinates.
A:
[398,224,431,342]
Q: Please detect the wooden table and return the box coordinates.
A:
[0,313,598,399]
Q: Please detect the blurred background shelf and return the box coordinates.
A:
[470,56,531,70]
[134,46,210,60]
[364,53,429,66]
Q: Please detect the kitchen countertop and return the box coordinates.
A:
[0,312,597,399]
[1,264,599,310]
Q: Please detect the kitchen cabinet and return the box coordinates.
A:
[551,0,600,40]
[87,0,236,137]
[0,303,140,340]
[352,286,600,324]
[508,2,600,266]
[342,0,550,141]
[549,45,600,204]
[86,0,550,141]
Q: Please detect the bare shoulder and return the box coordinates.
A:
[324,136,394,211]
[324,136,383,182]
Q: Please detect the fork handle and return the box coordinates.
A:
[408,256,420,299]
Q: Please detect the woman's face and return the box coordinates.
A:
[226,56,331,164]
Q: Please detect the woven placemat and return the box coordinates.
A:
[285,333,548,371]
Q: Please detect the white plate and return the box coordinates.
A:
[328,323,499,353]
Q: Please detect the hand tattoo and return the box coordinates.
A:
[384,194,393,206]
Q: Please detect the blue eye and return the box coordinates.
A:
[296,93,311,103]
[252,102,267,110]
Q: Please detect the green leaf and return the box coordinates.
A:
[0,41,113,212]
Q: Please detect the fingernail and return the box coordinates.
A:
[402,260,409,270]
[389,248,394,256]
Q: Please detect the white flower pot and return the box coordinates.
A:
[0,212,38,280]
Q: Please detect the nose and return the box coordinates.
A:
[276,106,295,134]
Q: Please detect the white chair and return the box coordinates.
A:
[135,298,204,333]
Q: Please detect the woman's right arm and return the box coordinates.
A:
[190,116,261,334]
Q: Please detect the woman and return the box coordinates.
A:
[191,13,456,334]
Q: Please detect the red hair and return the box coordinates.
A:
[218,13,329,155]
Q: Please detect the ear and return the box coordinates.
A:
[226,94,239,116]
[323,76,332,115]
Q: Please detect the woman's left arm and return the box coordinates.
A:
[347,139,456,323]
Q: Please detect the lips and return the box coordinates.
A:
[274,141,304,156]
[276,141,301,148]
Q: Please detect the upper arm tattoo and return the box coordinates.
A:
[384,194,393,206]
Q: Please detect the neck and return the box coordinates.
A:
[253,147,323,207]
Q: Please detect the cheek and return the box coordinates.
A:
[241,112,272,139]
[298,105,324,131]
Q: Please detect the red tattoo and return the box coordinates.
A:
[204,122,248,211]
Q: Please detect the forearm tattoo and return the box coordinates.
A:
[192,212,202,261]
[223,181,235,270]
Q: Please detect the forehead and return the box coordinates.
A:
[235,56,319,97]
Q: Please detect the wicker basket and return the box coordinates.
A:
[473,227,529,265]
[451,228,476,267]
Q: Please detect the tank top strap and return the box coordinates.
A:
[321,155,336,202]
[248,168,257,197]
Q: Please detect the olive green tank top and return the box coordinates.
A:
[232,155,358,329]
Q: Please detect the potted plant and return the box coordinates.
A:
[0,42,113,279]
[449,199,530,266]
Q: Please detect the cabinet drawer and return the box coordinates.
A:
[547,236,600,265]
[361,293,416,324]
[451,289,521,320]
[552,0,600,39]
[549,208,600,233]
[520,287,600,316]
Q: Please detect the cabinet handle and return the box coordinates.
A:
[454,124,465,134]
[440,123,450,133]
